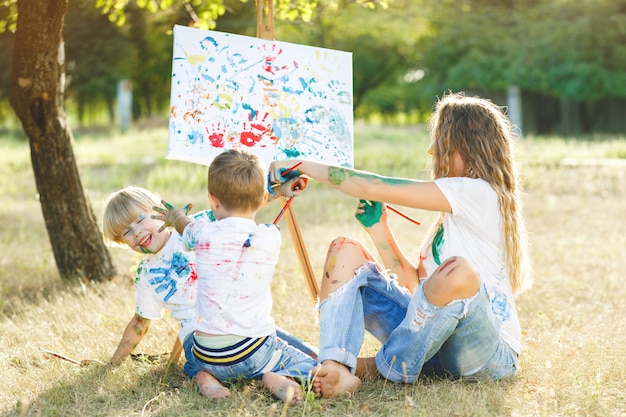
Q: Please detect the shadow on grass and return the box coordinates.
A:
[2,353,516,417]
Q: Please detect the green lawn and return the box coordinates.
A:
[0,123,625,416]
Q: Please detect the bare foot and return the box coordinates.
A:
[262,372,304,405]
[312,361,361,399]
[196,371,230,399]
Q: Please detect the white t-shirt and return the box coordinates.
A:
[134,210,214,342]
[420,177,522,354]
[182,216,281,337]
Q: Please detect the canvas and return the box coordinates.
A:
[167,25,354,168]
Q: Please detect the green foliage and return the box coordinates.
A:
[64,1,131,125]
[0,0,17,32]
[511,0,626,100]
[418,0,626,102]
[3,0,626,131]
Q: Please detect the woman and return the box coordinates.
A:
[268,92,532,398]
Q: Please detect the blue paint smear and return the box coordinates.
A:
[200,36,218,50]
[242,102,257,120]
[304,106,325,124]
[187,129,204,145]
[281,147,302,158]
[201,73,215,82]
[271,121,283,139]
[148,252,191,302]
[282,77,314,95]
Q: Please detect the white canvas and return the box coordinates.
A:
[167,25,354,168]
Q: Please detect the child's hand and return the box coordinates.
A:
[354,199,386,228]
[152,200,192,232]
[268,176,309,201]
[268,160,302,187]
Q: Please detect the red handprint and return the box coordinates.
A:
[239,112,273,147]
[206,122,227,148]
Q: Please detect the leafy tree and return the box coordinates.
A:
[511,0,626,101]
[64,0,131,126]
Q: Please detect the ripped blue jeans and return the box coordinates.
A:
[317,262,518,383]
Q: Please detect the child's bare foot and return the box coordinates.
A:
[197,371,230,399]
[262,372,304,405]
[312,360,361,399]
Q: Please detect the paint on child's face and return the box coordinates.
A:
[121,212,169,255]
[123,213,146,238]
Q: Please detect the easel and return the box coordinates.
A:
[256,0,319,303]
[162,0,319,382]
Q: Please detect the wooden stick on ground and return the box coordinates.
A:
[161,337,183,384]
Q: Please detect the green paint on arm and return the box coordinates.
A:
[328,166,347,185]
[329,166,413,187]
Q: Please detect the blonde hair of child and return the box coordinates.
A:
[428,92,532,294]
[103,186,161,244]
[208,148,267,212]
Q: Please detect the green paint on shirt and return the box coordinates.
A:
[432,223,444,265]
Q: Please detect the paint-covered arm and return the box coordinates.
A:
[269,160,452,213]
[355,200,420,292]
[109,313,151,366]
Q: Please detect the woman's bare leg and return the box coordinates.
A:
[313,237,377,398]
[355,357,379,379]
[319,236,377,300]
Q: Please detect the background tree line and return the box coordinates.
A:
[1,0,625,135]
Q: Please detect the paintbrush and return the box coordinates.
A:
[364,200,421,226]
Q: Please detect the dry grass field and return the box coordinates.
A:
[0,124,625,416]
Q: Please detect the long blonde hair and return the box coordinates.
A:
[429,92,532,294]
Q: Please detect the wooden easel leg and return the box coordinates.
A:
[256,0,275,40]
[161,336,183,384]
[283,201,319,302]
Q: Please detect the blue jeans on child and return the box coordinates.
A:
[183,329,317,383]
[317,262,518,382]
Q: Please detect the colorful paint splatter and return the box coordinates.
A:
[167,25,354,168]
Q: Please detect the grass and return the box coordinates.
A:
[1,122,625,416]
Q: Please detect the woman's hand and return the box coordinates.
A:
[354,199,388,228]
[268,160,303,186]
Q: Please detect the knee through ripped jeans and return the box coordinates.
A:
[317,262,518,383]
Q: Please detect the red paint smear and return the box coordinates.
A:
[206,126,225,147]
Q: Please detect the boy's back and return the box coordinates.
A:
[183,216,280,337]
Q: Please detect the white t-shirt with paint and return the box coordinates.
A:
[182,216,280,338]
[134,210,214,342]
[420,177,521,354]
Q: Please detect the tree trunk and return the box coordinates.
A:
[9,0,115,283]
